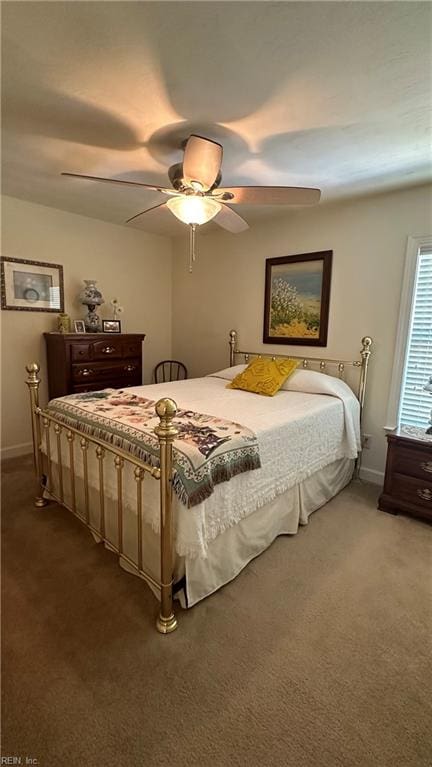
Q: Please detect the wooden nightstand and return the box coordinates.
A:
[44,332,145,399]
[378,426,432,522]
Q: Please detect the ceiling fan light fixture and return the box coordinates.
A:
[167,195,221,225]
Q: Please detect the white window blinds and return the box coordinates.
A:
[399,248,432,427]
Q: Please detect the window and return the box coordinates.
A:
[399,248,432,427]
[386,236,432,431]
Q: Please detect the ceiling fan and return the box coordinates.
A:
[62,134,321,272]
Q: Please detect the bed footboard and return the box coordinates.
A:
[25,363,179,634]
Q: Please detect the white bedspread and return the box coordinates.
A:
[124,375,360,557]
[46,375,360,559]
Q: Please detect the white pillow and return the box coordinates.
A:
[281,368,357,401]
[208,364,247,381]
[210,364,357,402]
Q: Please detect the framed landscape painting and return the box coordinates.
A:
[263,250,332,346]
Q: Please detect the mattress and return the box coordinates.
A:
[44,373,360,558]
[42,369,360,605]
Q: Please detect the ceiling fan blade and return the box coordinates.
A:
[61,172,176,195]
[125,202,168,224]
[214,204,249,234]
[183,135,223,191]
[212,186,321,205]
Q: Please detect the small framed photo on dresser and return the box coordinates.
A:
[73,320,86,333]
[102,320,121,333]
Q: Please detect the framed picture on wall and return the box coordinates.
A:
[0,257,64,312]
[263,250,333,346]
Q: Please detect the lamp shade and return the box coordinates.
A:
[78,279,104,306]
[167,195,221,225]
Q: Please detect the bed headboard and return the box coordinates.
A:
[228,330,372,425]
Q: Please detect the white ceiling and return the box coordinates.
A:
[2,1,431,236]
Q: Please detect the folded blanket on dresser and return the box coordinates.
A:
[46,389,261,508]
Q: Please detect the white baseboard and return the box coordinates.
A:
[359,466,384,486]
[1,442,33,460]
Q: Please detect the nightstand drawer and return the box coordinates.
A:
[391,445,432,481]
[379,427,432,520]
[392,473,432,511]
[92,339,123,360]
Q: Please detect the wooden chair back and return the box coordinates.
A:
[154,360,188,383]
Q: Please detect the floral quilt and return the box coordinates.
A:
[46,389,261,508]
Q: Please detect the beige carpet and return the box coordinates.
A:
[2,455,431,767]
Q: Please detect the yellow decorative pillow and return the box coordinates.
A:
[227,356,299,396]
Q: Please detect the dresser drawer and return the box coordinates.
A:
[123,340,142,358]
[73,381,114,393]
[73,379,139,393]
[72,359,141,384]
[70,343,93,362]
[392,473,432,512]
[92,339,123,360]
[391,444,432,481]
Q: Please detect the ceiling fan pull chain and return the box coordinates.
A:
[189,224,197,273]
[192,224,197,262]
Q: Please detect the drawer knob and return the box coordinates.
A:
[420,461,432,474]
[78,368,92,377]
[102,345,115,354]
[125,364,136,372]
[417,488,432,501]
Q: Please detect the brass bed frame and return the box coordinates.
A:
[26,330,372,634]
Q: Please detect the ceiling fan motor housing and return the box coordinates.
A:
[168,162,222,193]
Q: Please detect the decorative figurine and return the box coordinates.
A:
[78,280,104,332]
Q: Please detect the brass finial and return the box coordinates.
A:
[154,398,178,441]
[26,362,40,375]
[361,336,372,349]
[26,362,41,384]
[155,398,177,420]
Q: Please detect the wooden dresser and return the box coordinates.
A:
[378,426,432,522]
[44,333,145,399]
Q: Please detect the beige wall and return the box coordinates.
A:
[1,195,172,455]
[172,184,432,481]
[3,186,431,475]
